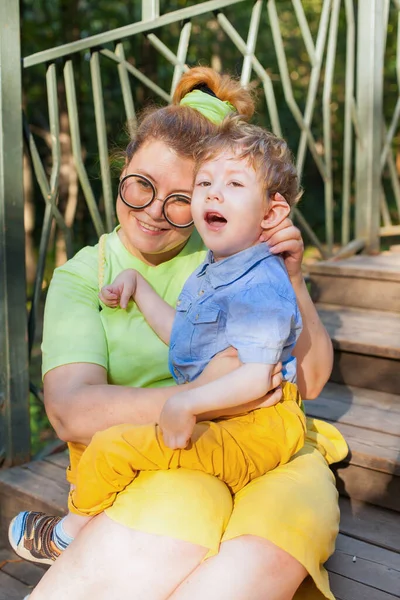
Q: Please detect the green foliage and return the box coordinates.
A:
[29,393,56,455]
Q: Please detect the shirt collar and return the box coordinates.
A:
[197,243,272,288]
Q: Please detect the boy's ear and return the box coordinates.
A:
[261,192,290,230]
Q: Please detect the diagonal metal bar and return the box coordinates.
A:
[28,63,73,356]
[101,49,171,102]
[216,12,282,136]
[90,51,115,232]
[293,207,329,259]
[380,96,400,170]
[292,0,318,67]
[115,43,137,135]
[147,33,184,68]
[267,0,328,180]
[385,138,400,218]
[322,0,340,253]
[342,0,355,245]
[350,97,363,143]
[380,186,392,227]
[24,0,247,68]
[240,0,262,86]
[25,126,68,235]
[64,59,105,237]
[295,0,332,180]
[171,21,191,97]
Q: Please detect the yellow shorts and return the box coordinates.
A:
[67,417,347,600]
[68,382,305,515]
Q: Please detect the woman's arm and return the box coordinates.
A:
[44,363,191,446]
[263,209,333,399]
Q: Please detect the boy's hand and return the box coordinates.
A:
[159,395,196,449]
[99,269,138,309]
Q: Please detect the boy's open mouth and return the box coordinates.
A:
[204,211,227,230]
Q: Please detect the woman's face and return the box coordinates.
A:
[117,140,195,265]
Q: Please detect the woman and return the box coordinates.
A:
[28,67,347,600]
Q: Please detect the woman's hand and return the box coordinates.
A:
[260,195,304,282]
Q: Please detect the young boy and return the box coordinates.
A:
[10,119,306,564]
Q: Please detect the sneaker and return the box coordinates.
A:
[9,511,62,565]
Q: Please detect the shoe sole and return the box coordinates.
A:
[8,517,55,566]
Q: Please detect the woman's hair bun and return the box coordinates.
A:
[172,66,255,120]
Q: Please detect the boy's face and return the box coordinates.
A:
[192,151,268,260]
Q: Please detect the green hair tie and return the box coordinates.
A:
[179,89,236,124]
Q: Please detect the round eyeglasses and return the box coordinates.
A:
[118,173,193,229]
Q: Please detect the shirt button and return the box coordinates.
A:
[195,314,199,320]
[176,300,181,307]
[198,290,204,296]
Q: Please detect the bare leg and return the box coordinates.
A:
[170,536,307,600]
[29,513,208,600]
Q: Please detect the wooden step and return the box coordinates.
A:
[316,303,400,394]
[308,253,400,312]
[304,382,400,512]
[327,498,400,599]
[0,453,68,540]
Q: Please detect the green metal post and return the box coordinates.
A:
[355,0,385,253]
[0,0,30,466]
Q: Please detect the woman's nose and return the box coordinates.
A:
[146,197,164,220]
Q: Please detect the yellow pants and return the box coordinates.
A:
[68,382,306,516]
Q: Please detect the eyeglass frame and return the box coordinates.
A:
[118,173,194,229]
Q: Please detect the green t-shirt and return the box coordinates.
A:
[41,227,207,389]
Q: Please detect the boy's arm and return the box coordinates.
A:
[160,363,273,449]
[100,269,175,345]
[134,273,175,345]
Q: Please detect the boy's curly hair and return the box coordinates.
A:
[195,117,302,207]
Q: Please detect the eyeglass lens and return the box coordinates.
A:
[120,175,193,227]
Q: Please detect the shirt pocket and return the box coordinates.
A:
[170,295,192,354]
[187,304,221,361]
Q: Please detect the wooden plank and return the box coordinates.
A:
[308,252,400,282]
[334,463,400,512]
[304,395,400,438]
[22,460,70,487]
[0,462,68,538]
[339,497,400,553]
[331,351,399,395]
[326,533,400,596]
[0,570,31,600]
[317,304,400,360]
[0,547,45,587]
[330,422,400,474]
[43,452,69,469]
[329,572,399,600]
[310,275,400,312]
[314,382,400,414]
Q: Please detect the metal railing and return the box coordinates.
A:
[0,0,399,465]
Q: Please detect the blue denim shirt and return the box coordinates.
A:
[169,243,302,385]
